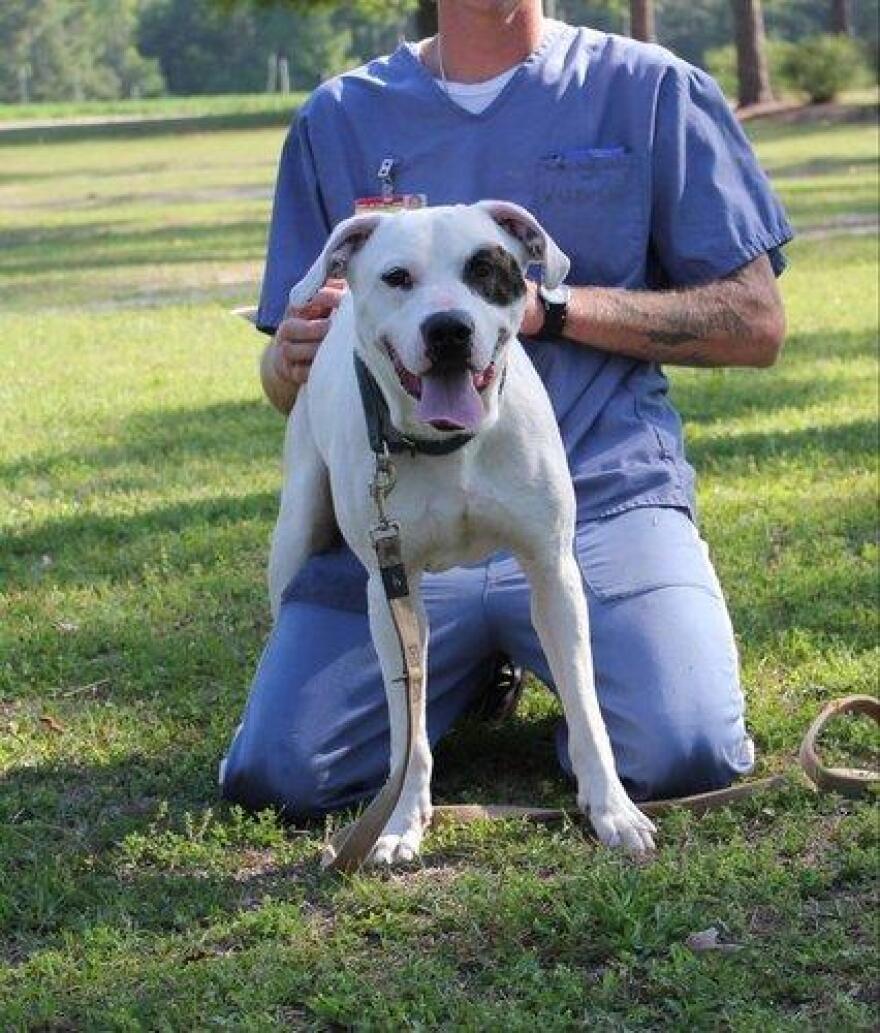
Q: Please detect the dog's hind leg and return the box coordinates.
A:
[522,550,656,853]
[364,571,433,865]
[268,395,336,622]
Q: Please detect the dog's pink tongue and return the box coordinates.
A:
[416,371,483,432]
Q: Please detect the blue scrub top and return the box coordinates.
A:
[257,22,793,524]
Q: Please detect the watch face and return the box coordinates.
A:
[541,284,571,305]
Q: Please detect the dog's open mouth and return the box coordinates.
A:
[385,340,496,433]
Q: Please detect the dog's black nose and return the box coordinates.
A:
[421,310,475,373]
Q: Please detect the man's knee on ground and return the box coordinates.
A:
[220,736,330,819]
[619,718,753,802]
[556,711,752,802]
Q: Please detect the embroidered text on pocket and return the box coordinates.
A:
[534,150,648,286]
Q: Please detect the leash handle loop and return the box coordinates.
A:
[798,694,880,798]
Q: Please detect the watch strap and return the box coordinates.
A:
[539,291,568,338]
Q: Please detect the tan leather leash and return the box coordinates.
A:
[322,455,880,875]
[431,694,880,826]
[321,448,427,873]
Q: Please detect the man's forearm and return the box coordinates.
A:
[260,342,299,415]
[562,255,785,368]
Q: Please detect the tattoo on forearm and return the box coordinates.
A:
[646,327,697,347]
[567,256,781,368]
[614,277,755,352]
[645,303,752,348]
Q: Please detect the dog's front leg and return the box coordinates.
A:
[524,551,655,852]
[268,398,335,622]
[365,571,433,865]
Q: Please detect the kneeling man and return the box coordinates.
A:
[220,0,792,820]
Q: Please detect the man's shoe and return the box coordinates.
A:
[470,653,525,722]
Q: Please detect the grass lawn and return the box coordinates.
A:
[0,93,305,125]
[0,99,877,1029]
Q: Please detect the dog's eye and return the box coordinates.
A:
[469,259,494,279]
[382,267,414,290]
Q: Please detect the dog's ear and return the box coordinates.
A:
[475,200,570,289]
[288,213,384,308]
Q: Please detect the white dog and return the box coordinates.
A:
[269,201,655,864]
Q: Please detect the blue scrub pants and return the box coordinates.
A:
[220,507,755,816]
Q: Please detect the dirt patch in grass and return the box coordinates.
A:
[799,215,879,239]
[739,99,879,126]
[388,863,465,891]
[6,184,271,212]
[801,884,878,943]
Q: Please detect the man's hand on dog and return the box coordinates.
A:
[272,277,348,386]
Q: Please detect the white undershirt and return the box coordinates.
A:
[440,65,521,114]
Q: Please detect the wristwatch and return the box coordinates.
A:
[537,282,572,338]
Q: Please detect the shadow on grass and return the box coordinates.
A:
[766,155,880,179]
[0,108,296,147]
[1,399,279,483]
[0,220,268,277]
[786,199,879,230]
[685,416,877,468]
[0,154,273,191]
[2,398,284,588]
[0,700,565,961]
[1,490,277,592]
[433,706,567,806]
[744,100,879,141]
[0,746,324,958]
[0,168,74,186]
[670,337,877,430]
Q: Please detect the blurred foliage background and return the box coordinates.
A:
[0,0,876,105]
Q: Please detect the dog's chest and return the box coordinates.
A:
[394,477,509,571]
[421,503,485,571]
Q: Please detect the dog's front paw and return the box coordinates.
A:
[367,795,432,867]
[586,788,656,854]
[370,827,424,865]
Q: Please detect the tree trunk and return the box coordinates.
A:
[629,0,655,43]
[830,0,851,36]
[730,0,773,107]
[415,0,437,39]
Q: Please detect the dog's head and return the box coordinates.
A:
[289,201,569,438]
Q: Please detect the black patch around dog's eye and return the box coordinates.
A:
[463,246,526,306]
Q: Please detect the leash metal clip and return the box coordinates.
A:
[369,445,398,535]
[368,445,410,604]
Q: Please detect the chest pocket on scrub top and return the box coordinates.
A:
[534,148,648,286]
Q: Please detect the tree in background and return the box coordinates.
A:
[830,0,851,35]
[0,0,162,103]
[138,0,356,94]
[629,0,656,42]
[414,0,436,38]
[1,0,876,105]
[731,0,774,104]
[89,0,165,98]
[782,31,866,100]
[237,0,419,36]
